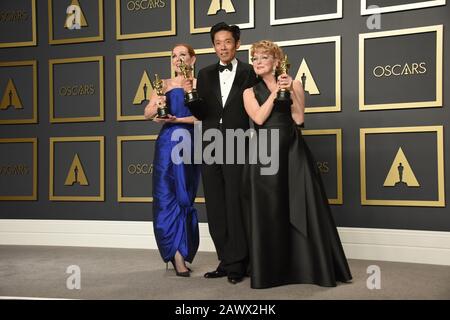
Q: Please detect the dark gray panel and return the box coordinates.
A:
[364,32,436,105]
[193,0,250,28]
[367,0,436,7]
[119,0,173,35]
[53,61,101,118]
[121,139,154,197]
[120,56,171,117]
[0,65,34,120]
[53,141,101,197]
[365,131,438,200]
[274,0,338,20]
[51,0,101,40]
[194,202,207,221]
[303,134,338,200]
[197,178,204,197]
[282,42,335,108]
[0,0,33,43]
[0,142,34,196]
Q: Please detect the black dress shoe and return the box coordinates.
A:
[227,274,244,284]
[204,269,227,278]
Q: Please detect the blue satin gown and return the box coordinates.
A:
[152,88,201,263]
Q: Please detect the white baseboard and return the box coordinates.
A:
[0,219,215,252]
[1,219,449,266]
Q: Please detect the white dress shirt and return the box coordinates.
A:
[219,58,238,123]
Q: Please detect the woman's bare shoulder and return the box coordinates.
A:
[244,87,254,94]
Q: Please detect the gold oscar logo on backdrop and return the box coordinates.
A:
[207,0,235,15]
[0,10,29,23]
[383,147,420,187]
[133,71,153,105]
[64,153,89,186]
[295,58,320,95]
[372,62,427,78]
[65,0,88,30]
[0,164,29,176]
[1,79,23,110]
[58,84,95,96]
[126,0,166,11]
[317,161,329,174]
[127,163,153,175]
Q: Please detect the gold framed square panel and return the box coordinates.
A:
[270,0,342,25]
[0,60,38,124]
[117,135,157,202]
[49,136,104,201]
[49,56,104,123]
[361,0,446,15]
[270,37,341,113]
[117,135,205,203]
[0,0,37,48]
[116,0,176,40]
[48,0,104,45]
[0,138,37,201]
[359,25,443,111]
[116,51,172,121]
[360,126,444,207]
[190,0,254,34]
[301,129,343,204]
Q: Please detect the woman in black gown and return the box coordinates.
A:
[242,40,352,289]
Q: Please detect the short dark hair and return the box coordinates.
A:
[210,22,241,44]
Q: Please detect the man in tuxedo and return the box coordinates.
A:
[185,22,257,284]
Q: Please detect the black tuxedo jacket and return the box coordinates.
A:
[188,59,257,131]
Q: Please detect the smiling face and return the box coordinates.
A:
[251,49,279,77]
[250,40,283,77]
[213,30,240,64]
[172,45,196,75]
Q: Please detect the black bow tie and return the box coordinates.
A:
[218,63,233,72]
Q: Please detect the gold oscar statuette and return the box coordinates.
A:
[179,58,199,104]
[276,54,292,103]
[150,74,169,118]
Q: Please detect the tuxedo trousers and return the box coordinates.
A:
[201,125,249,275]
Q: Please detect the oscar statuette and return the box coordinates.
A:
[150,74,169,118]
[275,55,292,104]
[179,58,199,104]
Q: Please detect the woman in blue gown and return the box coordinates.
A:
[144,44,200,277]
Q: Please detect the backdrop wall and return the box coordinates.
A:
[0,0,449,264]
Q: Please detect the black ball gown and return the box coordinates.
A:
[242,80,352,289]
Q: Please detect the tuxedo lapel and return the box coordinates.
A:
[210,65,223,108]
[223,60,246,109]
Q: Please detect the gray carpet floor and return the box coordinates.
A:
[0,245,449,300]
